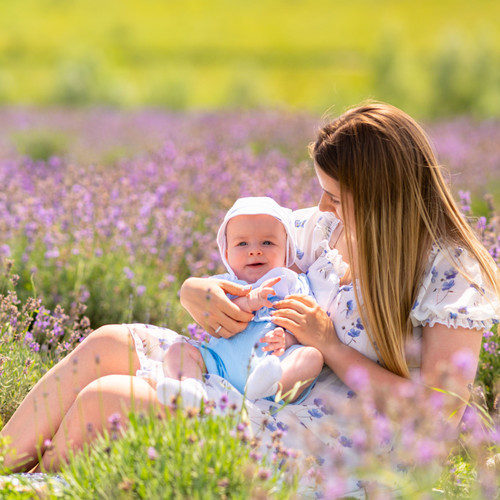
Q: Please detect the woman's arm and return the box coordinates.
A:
[180,277,254,338]
[419,323,483,422]
[271,294,483,423]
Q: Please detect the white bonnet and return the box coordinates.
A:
[217,197,296,276]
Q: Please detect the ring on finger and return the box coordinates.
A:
[214,325,222,335]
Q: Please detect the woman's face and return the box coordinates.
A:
[315,165,354,229]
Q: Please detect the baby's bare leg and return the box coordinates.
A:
[162,340,206,380]
[158,342,208,407]
[279,347,324,402]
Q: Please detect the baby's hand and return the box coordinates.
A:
[260,327,286,357]
[244,276,281,311]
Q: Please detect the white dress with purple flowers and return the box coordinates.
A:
[127,206,499,498]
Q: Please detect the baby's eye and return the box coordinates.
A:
[237,241,247,247]
[263,240,273,246]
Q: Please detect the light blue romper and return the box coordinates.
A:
[197,268,315,404]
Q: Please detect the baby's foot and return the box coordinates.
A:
[245,355,283,400]
[156,377,208,408]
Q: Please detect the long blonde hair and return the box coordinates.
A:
[311,101,500,378]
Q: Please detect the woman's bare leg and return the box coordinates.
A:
[1,324,141,472]
[39,374,162,471]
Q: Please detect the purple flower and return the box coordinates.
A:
[257,468,271,480]
[451,349,476,373]
[345,366,369,391]
[324,477,347,498]
[442,280,455,291]
[416,438,437,464]
[123,267,134,280]
[0,244,11,257]
[219,394,228,411]
[107,412,122,431]
[147,446,159,460]
[338,435,353,448]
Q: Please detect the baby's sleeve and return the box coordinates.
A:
[410,247,499,332]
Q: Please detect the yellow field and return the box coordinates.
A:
[0,0,498,116]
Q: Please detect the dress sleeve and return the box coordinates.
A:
[410,246,500,331]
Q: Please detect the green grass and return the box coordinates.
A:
[0,0,499,117]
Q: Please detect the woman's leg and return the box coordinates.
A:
[1,324,141,472]
[39,374,162,471]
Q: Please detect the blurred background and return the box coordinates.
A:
[0,0,499,118]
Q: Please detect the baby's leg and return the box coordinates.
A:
[162,339,206,380]
[279,346,324,403]
[157,340,208,407]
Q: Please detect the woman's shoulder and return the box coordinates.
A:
[411,245,500,331]
[292,206,321,223]
[292,207,341,271]
[292,206,338,230]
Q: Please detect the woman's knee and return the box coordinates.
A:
[72,325,139,376]
[76,375,156,413]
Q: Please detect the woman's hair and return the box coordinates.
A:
[311,101,500,378]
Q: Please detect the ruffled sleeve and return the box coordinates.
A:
[411,246,500,331]
[292,206,340,272]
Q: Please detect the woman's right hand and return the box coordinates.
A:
[271,294,339,351]
[179,277,254,338]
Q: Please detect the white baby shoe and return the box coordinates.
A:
[245,355,283,400]
[156,377,208,408]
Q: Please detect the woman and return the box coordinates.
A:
[184,103,499,411]
[2,103,499,484]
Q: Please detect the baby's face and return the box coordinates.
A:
[225,214,287,283]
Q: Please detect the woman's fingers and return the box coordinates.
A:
[273,294,315,311]
[271,314,301,333]
[211,314,249,338]
[214,294,254,324]
[180,277,253,337]
[218,279,252,297]
[271,305,306,329]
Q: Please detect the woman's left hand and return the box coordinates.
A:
[271,294,338,351]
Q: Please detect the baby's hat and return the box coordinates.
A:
[217,196,296,276]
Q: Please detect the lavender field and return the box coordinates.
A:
[1,108,498,330]
[0,108,499,496]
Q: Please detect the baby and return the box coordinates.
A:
[157,197,327,407]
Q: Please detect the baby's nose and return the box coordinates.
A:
[248,246,263,255]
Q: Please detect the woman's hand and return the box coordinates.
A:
[180,277,254,338]
[271,294,338,351]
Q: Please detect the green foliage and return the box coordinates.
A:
[0,336,51,428]
[12,130,68,162]
[59,409,298,499]
[477,323,500,411]
[436,453,478,499]
[0,262,91,426]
